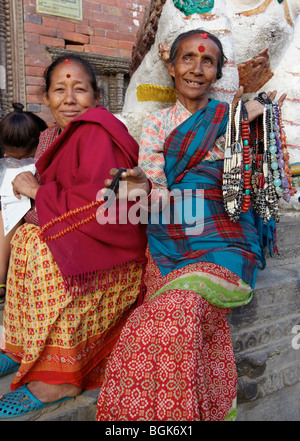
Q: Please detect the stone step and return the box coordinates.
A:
[228,262,300,331]
[266,214,300,266]
[227,257,300,421]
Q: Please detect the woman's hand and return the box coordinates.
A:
[238,48,273,94]
[11,171,40,200]
[232,86,287,122]
[102,166,150,200]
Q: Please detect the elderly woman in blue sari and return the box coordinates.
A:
[96,30,286,421]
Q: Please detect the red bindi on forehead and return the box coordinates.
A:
[198,33,209,52]
[64,59,72,77]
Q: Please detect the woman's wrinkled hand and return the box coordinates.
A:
[232,86,287,122]
[238,48,273,94]
[101,166,150,200]
[11,171,40,200]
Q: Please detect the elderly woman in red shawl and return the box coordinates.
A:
[0,54,147,417]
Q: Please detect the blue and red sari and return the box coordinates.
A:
[96,99,262,421]
[147,99,262,290]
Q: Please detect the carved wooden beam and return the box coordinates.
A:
[5,0,26,111]
[0,0,9,119]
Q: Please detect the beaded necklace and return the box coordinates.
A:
[38,199,106,242]
[223,100,247,222]
[223,97,295,224]
[263,104,280,222]
[241,109,251,213]
[38,168,126,242]
[272,103,285,199]
[275,103,296,200]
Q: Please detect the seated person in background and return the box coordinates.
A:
[0,103,47,304]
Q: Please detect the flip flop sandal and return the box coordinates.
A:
[0,353,19,376]
[0,384,70,418]
[0,284,6,304]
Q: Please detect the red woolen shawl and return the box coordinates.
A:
[35,106,147,291]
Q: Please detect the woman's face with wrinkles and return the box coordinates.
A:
[168,34,220,113]
[43,61,98,130]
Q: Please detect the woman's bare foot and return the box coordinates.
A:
[1,351,20,364]
[27,381,83,403]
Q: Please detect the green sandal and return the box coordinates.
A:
[0,385,70,418]
[0,353,19,376]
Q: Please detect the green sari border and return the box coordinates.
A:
[149,274,253,308]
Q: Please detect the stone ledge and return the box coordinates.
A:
[236,379,300,421]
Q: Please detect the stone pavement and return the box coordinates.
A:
[0,214,300,421]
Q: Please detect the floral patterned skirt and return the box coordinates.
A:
[96,250,250,421]
[2,223,143,391]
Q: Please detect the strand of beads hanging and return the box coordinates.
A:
[222,100,244,222]
[252,105,275,223]
[241,105,252,213]
[250,116,263,216]
[38,198,107,242]
[265,104,280,223]
[222,103,233,216]
[272,102,285,199]
[274,102,297,201]
[254,109,270,222]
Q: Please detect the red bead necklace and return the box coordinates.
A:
[241,118,252,213]
[38,168,126,243]
[38,198,106,242]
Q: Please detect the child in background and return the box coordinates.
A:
[0,103,47,304]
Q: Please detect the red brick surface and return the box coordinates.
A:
[23,0,148,123]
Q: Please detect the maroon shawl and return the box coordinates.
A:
[35,106,147,291]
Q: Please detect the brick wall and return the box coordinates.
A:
[23,0,148,124]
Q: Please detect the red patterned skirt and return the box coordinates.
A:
[96,251,243,421]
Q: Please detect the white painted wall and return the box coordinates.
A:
[119,0,299,164]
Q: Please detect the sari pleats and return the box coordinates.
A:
[96,251,239,421]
